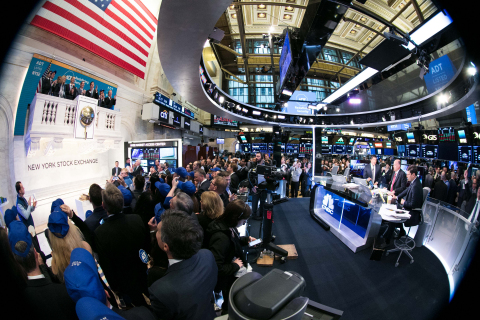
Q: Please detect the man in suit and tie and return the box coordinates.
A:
[227,162,240,194]
[105,89,117,109]
[78,81,86,96]
[98,90,106,108]
[363,155,381,185]
[194,169,211,201]
[424,167,435,189]
[85,81,99,99]
[380,165,424,247]
[112,161,121,177]
[65,76,78,100]
[41,71,56,94]
[432,172,448,201]
[386,159,407,196]
[148,210,218,320]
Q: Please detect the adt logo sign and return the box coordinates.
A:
[322,193,334,215]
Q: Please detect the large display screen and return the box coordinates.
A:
[285,143,299,154]
[160,148,177,160]
[438,143,459,161]
[421,145,438,159]
[397,145,406,157]
[321,136,329,144]
[457,129,468,144]
[252,143,268,153]
[474,146,480,164]
[333,145,345,154]
[438,127,455,142]
[241,143,251,152]
[458,146,473,162]
[131,148,144,159]
[321,145,332,154]
[279,30,292,88]
[406,144,420,157]
[212,115,238,128]
[299,143,312,154]
[406,132,416,143]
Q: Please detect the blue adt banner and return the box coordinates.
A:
[466,103,477,125]
[423,55,457,94]
[387,123,411,131]
[284,90,315,115]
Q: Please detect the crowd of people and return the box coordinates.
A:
[40,71,116,109]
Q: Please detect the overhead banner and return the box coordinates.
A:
[466,102,478,125]
[387,123,411,131]
[284,90,315,115]
[212,115,238,128]
[154,92,194,119]
[15,54,117,136]
[423,55,457,94]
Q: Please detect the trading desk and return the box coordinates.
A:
[309,176,383,252]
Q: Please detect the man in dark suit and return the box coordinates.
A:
[387,159,407,196]
[132,159,144,177]
[363,155,381,185]
[112,161,121,176]
[148,210,218,320]
[105,89,117,109]
[77,81,86,96]
[41,71,56,95]
[227,163,240,194]
[465,178,478,214]
[432,172,448,201]
[85,81,99,99]
[64,76,78,100]
[380,166,424,247]
[194,169,210,201]
[98,90,107,108]
[424,167,434,189]
[447,172,458,205]
[93,183,151,307]
[84,183,108,233]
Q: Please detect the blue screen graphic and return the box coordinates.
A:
[279,31,292,88]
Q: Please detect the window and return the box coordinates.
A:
[255,75,274,104]
[234,40,242,54]
[228,75,248,103]
[323,48,339,63]
[253,40,270,54]
[341,51,360,68]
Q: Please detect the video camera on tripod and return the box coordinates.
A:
[256,165,287,192]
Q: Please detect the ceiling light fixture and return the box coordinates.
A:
[277,115,285,120]
[336,108,340,112]
[360,17,366,22]
[258,13,266,18]
[231,13,237,19]
[285,6,294,11]
[219,96,224,103]
[350,30,356,34]
[252,110,261,116]
[282,89,293,96]
[258,4,266,9]
[284,14,292,20]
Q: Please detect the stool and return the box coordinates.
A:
[385,227,415,267]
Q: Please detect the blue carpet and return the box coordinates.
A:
[247,198,449,320]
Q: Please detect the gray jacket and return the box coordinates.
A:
[291,167,302,182]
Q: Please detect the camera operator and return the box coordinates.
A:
[248,152,267,220]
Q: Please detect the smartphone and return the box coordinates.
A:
[249,239,262,247]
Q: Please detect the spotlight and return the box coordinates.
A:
[437,93,450,104]
[219,96,225,103]
[349,98,361,104]
[264,114,268,119]
[350,119,354,124]
[468,67,477,76]
[309,118,313,123]
[282,89,293,96]
[336,108,340,112]
[252,110,261,116]
[283,102,288,107]
[273,115,277,120]
[323,105,327,111]
[277,115,285,120]
[322,120,325,125]
[382,115,386,121]
[242,108,248,113]
[236,105,242,111]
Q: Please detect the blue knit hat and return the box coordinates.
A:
[8,221,32,257]
[48,208,69,238]
[188,171,195,178]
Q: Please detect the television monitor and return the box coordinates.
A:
[438,127,455,142]
[131,148,143,159]
[438,143,459,161]
[400,164,409,173]
[377,148,382,155]
[183,117,191,129]
[457,129,468,144]
[474,146,480,164]
[216,138,224,145]
[164,160,177,171]
[172,112,181,126]
[144,148,159,160]
[299,143,312,154]
[160,148,177,159]
[349,138,356,145]
[333,145,345,154]
[386,142,391,148]
[406,132,416,143]
[321,136,329,144]
[374,142,383,148]
[268,143,273,153]
[321,145,332,154]
[384,148,393,155]
[401,160,407,165]
[472,167,479,177]
[397,145,406,157]
[370,148,376,155]
[406,145,420,157]
[346,146,354,154]
[212,115,238,128]
[252,143,268,153]
[458,146,473,162]
[448,161,458,171]
[421,145,438,159]
[241,143,251,152]
[285,143,299,154]
[239,135,247,143]
[279,30,292,88]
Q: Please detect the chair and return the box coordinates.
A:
[331,166,339,175]
[385,187,430,267]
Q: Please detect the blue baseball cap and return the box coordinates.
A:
[64,248,106,304]
[85,210,93,219]
[48,208,69,238]
[76,297,125,320]
[154,202,165,224]
[51,198,64,213]
[4,206,18,229]
[8,221,32,258]
[188,171,195,178]
[211,167,221,172]
[155,181,171,196]
[178,181,196,196]
[175,167,188,179]
[117,185,132,206]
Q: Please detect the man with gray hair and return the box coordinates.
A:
[93,183,150,307]
[447,171,457,205]
[132,159,144,177]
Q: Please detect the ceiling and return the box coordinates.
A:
[213,0,438,81]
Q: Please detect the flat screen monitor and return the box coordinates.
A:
[421,145,438,159]
[386,142,391,148]
[333,145,345,154]
[240,135,247,143]
[472,167,479,177]
[370,148,376,155]
[299,143,312,154]
[216,138,224,144]
[401,160,407,165]
[438,143,459,161]
[321,136,329,144]
[449,161,458,171]
[144,148,159,160]
[164,160,177,171]
[401,164,409,173]
[285,143,299,154]
[241,143,251,152]
[160,148,177,160]
[279,30,292,88]
[474,146,480,164]
[349,138,356,145]
[383,148,394,155]
[321,145,332,154]
[406,144,420,157]
[438,127,456,142]
[183,117,191,129]
[377,148,382,154]
[406,132,416,143]
[346,146,354,154]
[268,143,273,153]
[457,129,468,144]
[252,143,268,153]
[397,145,406,157]
[131,148,143,159]
[458,146,473,162]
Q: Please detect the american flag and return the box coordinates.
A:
[36,61,52,93]
[31,0,158,79]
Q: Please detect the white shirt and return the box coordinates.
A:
[168,258,183,267]
[28,274,45,280]
[371,164,376,181]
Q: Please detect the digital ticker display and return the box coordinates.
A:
[458,146,473,162]
[252,143,268,153]
[285,144,299,154]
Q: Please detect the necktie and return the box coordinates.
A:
[390,172,397,192]
[372,165,375,182]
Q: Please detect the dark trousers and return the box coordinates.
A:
[291,181,299,198]
[380,221,405,242]
[300,173,305,196]
[251,191,267,217]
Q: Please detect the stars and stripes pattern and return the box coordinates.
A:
[36,61,52,93]
[31,0,158,79]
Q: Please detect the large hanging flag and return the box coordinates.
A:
[31,0,158,79]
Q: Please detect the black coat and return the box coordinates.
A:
[397,177,424,227]
[424,173,434,189]
[84,206,108,233]
[23,265,78,320]
[447,179,457,205]
[105,96,116,108]
[64,83,78,100]
[457,179,472,207]
[112,167,122,176]
[196,179,211,201]
[93,212,150,303]
[433,180,448,202]
[388,170,407,195]
[363,163,382,184]
[148,249,218,320]
[197,213,214,248]
[85,89,99,99]
[41,77,53,94]
[230,172,240,194]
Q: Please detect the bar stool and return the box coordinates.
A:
[385,188,429,267]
